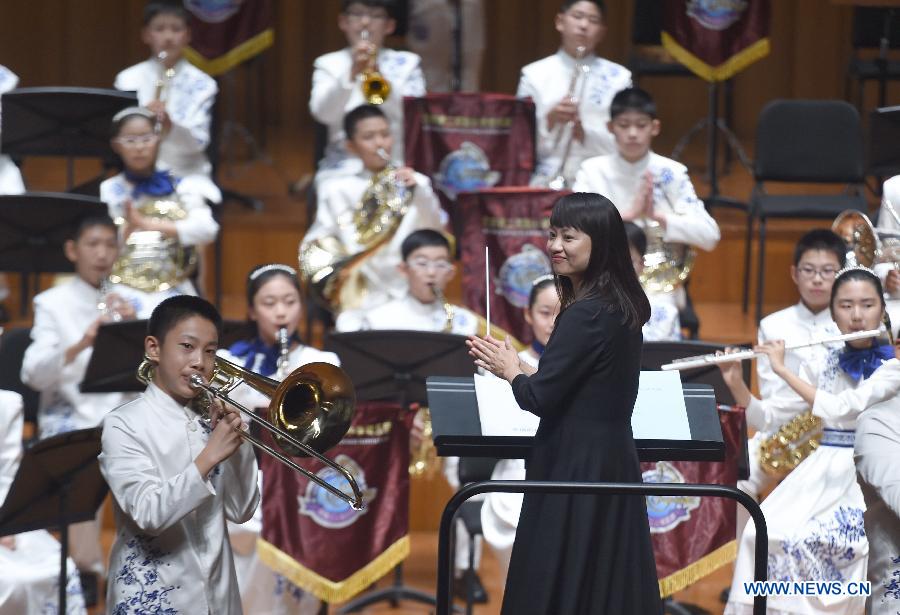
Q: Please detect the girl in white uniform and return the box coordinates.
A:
[721,266,900,615]
[218,264,340,615]
[481,275,560,574]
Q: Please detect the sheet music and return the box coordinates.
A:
[632,371,691,440]
[475,370,691,439]
[474,373,540,436]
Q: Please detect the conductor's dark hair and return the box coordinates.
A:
[610,87,658,120]
[830,267,885,312]
[343,104,388,140]
[401,229,450,261]
[246,265,301,308]
[73,214,117,241]
[793,229,847,268]
[623,221,647,256]
[148,295,223,342]
[341,0,399,20]
[528,277,558,310]
[560,0,605,16]
[549,192,651,329]
[142,1,190,26]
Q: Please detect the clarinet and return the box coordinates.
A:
[276,327,290,380]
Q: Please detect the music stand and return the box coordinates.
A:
[324,330,472,614]
[0,192,108,315]
[1,87,137,190]
[0,427,107,615]
[81,319,254,394]
[868,105,900,183]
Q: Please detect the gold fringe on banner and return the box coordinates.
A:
[661,32,770,82]
[256,535,410,604]
[184,28,274,77]
[658,539,738,597]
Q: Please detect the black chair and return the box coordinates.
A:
[846,7,900,111]
[0,327,40,436]
[744,100,867,323]
[454,456,498,614]
[678,280,700,340]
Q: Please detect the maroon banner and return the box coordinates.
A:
[640,407,745,596]
[403,93,536,214]
[257,401,413,603]
[458,188,566,344]
[183,0,274,76]
[662,0,770,82]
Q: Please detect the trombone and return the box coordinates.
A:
[137,356,365,510]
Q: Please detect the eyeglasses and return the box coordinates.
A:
[797,266,839,280]
[565,10,602,25]
[114,134,159,148]
[408,258,453,273]
[344,9,389,21]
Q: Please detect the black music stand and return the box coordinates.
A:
[868,105,900,189]
[0,87,137,190]
[325,330,472,614]
[80,319,254,394]
[0,427,107,615]
[0,193,108,315]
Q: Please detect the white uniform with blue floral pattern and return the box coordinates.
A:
[114,58,220,201]
[309,47,426,181]
[517,49,631,186]
[855,396,900,614]
[335,292,478,334]
[726,353,900,614]
[100,383,259,615]
[0,65,25,195]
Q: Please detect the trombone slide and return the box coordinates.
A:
[660,329,883,372]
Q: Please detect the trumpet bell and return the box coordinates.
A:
[832,210,879,267]
[270,362,356,456]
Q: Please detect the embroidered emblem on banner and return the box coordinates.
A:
[298,455,375,529]
[185,0,245,23]
[686,0,747,31]
[643,461,701,533]
[434,141,500,199]
[497,245,552,308]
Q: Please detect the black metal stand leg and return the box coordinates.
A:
[337,562,451,614]
[755,218,767,324]
[58,485,69,615]
[742,211,755,314]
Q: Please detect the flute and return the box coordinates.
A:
[660,329,883,372]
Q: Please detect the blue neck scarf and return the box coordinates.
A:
[531,339,546,356]
[125,169,176,200]
[228,334,301,377]
[838,343,895,381]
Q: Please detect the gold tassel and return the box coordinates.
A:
[657,540,738,597]
[257,535,410,604]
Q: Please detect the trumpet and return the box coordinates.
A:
[137,355,365,510]
[360,30,391,105]
[660,329,882,371]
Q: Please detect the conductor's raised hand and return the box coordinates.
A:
[467,335,521,382]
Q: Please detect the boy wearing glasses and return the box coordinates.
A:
[718,229,846,533]
[336,229,476,333]
[310,0,426,183]
[101,107,219,299]
[114,2,219,200]
[518,0,631,187]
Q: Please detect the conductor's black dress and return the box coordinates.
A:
[503,296,662,615]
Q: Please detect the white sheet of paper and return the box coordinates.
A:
[474,373,540,436]
[474,370,691,440]
[632,370,691,440]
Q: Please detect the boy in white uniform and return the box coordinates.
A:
[335,229,477,333]
[573,87,720,309]
[20,214,140,601]
[310,0,426,181]
[114,2,220,200]
[301,104,444,316]
[100,296,259,614]
[718,229,845,533]
[873,175,900,309]
[518,0,631,187]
